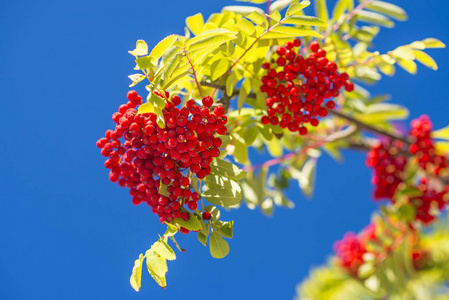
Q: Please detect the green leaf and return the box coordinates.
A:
[284,15,327,26]
[314,0,329,24]
[163,223,178,237]
[366,1,407,21]
[356,10,394,28]
[153,239,176,261]
[186,13,204,36]
[332,0,353,21]
[413,50,438,70]
[150,35,178,60]
[246,10,268,29]
[209,158,247,181]
[198,232,208,246]
[129,40,148,57]
[186,29,236,51]
[209,232,230,258]
[267,137,283,157]
[244,126,258,146]
[286,1,311,17]
[261,198,274,215]
[268,10,282,22]
[203,176,242,207]
[420,38,446,49]
[217,221,234,239]
[222,5,265,16]
[290,158,317,197]
[130,254,144,292]
[174,212,202,231]
[226,71,238,96]
[211,58,231,81]
[128,74,146,87]
[390,46,415,60]
[136,56,158,70]
[263,26,322,39]
[358,103,409,123]
[233,136,249,164]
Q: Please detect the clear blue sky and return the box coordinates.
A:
[1,1,448,299]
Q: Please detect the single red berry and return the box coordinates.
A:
[202,96,213,107]
[202,211,212,220]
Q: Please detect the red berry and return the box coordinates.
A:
[202,211,212,220]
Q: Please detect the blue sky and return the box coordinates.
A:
[1,0,449,299]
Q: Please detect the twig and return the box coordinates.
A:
[183,48,204,98]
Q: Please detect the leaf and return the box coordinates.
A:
[163,223,178,237]
[150,35,178,60]
[261,198,274,215]
[270,0,296,13]
[186,28,236,50]
[395,57,417,74]
[268,10,282,22]
[233,136,249,164]
[433,125,449,140]
[153,239,176,261]
[235,18,256,36]
[286,1,311,17]
[222,5,265,16]
[145,251,167,288]
[203,176,242,207]
[209,232,230,259]
[246,10,268,29]
[209,158,247,181]
[284,15,327,26]
[366,1,407,21]
[211,58,231,81]
[129,40,148,57]
[262,26,322,39]
[413,50,438,70]
[218,221,234,239]
[244,126,259,146]
[236,0,266,3]
[420,38,446,49]
[226,71,238,96]
[314,0,329,25]
[358,103,409,123]
[390,46,415,60]
[267,137,283,157]
[130,254,144,292]
[186,13,204,36]
[198,232,208,246]
[356,10,394,28]
[332,0,353,21]
[128,74,146,87]
[174,212,202,231]
[136,56,158,70]
[290,159,317,197]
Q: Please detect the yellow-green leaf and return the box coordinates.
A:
[150,35,178,60]
[209,232,230,259]
[314,0,329,24]
[283,15,327,26]
[222,5,265,16]
[246,10,268,29]
[332,0,353,21]
[268,10,282,22]
[366,1,407,21]
[395,57,417,74]
[421,38,446,49]
[136,56,158,70]
[130,254,144,292]
[263,26,322,39]
[128,74,146,87]
[433,125,449,140]
[186,13,204,36]
[235,18,256,36]
[174,212,202,231]
[153,239,176,261]
[211,58,231,81]
[270,0,296,13]
[145,250,167,278]
[356,10,394,28]
[286,1,310,17]
[128,40,148,57]
[226,71,238,96]
[413,50,438,70]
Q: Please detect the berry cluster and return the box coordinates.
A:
[366,115,449,225]
[333,228,372,276]
[366,140,407,201]
[96,90,227,225]
[409,115,447,175]
[410,178,449,224]
[260,39,353,135]
[334,221,427,276]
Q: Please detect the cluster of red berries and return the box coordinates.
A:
[366,115,449,225]
[260,39,354,135]
[409,115,447,175]
[96,90,227,225]
[366,140,407,201]
[334,221,427,276]
[410,177,449,224]
[333,225,375,276]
